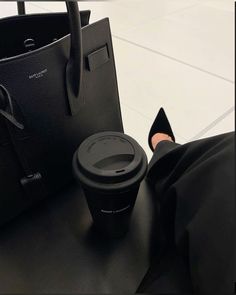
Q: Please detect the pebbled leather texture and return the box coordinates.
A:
[0,12,123,226]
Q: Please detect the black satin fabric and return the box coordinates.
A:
[138,132,235,294]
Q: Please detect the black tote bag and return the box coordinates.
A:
[0,2,123,226]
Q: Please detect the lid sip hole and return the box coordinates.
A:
[116,169,125,173]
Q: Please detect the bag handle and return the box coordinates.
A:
[16,1,83,115]
[17,2,25,15]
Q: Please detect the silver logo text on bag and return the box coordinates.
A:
[29,69,48,80]
[101,205,131,214]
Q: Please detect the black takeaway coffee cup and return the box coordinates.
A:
[73,131,148,237]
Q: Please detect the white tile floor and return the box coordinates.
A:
[0,1,234,160]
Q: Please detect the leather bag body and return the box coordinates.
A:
[0,3,123,226]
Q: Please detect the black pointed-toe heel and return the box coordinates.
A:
[148,107,175,151]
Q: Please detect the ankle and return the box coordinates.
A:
[151,133,173,150]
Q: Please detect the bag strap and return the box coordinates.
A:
[0,84,24,129]
[15,1,83,115]
[0,85,46,199]
[17,2,25,15]
[7,123,46,199]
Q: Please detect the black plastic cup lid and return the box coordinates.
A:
[73,132,147,192]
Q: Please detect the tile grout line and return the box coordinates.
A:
[22,2,234,143]
[116,2,201,33]
[120,102,186,142]
[25,3,234,84]
[112,35,234,84]
[28,3,53,13]
[161,2,201,18]
[120,102,153,122]
[190,106,235,140]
